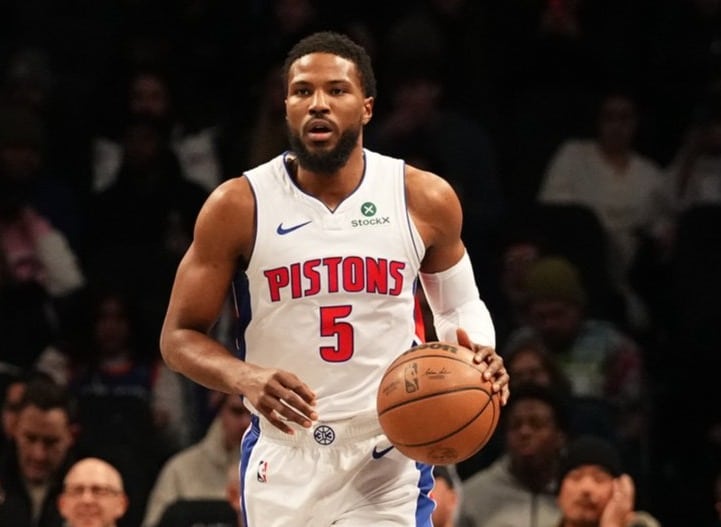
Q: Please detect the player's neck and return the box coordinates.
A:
[295,149,366,210]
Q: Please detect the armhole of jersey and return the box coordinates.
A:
[231,271,250,360]
[398,159,426,346]
[243,173,260,270]
[400,160,425,266]
[231,172,256,361]
[413,289,426,345]
[245,178,258,268]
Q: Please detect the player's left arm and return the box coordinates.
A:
[406,166,510,404]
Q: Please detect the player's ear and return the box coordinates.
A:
[362,97,374,125]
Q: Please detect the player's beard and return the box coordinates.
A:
[287,122,361,175]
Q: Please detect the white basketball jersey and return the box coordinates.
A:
[241,149,425,420]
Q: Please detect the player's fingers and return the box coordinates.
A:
[289,382,318,405]
[500,384,510,406]
[497,372,511,405]
[256,402,294,435]
[457,328,495,364]
[275,399,316,428]
[473,347,497,368]
[274,371,317,402]
[258,394,313,433]
[470,346,500,382]
[282,389,319,422]
[474,351,510,404]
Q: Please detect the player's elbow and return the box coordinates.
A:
[158,324,183,372]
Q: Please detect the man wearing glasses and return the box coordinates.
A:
[58,457,128,527]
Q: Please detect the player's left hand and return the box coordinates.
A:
[457,328,510,405]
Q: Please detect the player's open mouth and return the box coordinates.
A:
[306,120,334,141]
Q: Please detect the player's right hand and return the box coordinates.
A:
[241,364,318,434]
[457,328,510,406]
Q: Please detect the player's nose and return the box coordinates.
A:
[309,90,330,112]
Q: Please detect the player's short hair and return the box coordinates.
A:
[283,31,377,99]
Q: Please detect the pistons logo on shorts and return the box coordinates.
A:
[313,425,335,445]
[257,460,268,483]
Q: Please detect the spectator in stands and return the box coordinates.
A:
[503,256,651,498]
[0,375,77,526]
[505,337,615,440]
[462,382,569,527]
[503,256,647,449]
[432,464,472,527]
[219,63,288,177]
[538,90,673,330]
[665,80,721,212]
[0,104,84,249]
[379,0,494,122]
[1,370,56,458]
[367,68,504,243]
[555,435,660,527]
[142,393,251,527]
[57,457,129,527]
[92,68,222,194]
[491,224,544,343]
[0,105,86,373]
[66,286,192,453]
[85,117,208,336]
[505,338,572,394]
[226,461,244,527]
[62,286,192,527]
[1,374,24,439]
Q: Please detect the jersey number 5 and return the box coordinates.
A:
[319,305,354,361]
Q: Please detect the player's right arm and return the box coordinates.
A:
[406,166,509,404]
[159,177,317,433]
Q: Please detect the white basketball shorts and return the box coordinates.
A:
[239,411,435,526]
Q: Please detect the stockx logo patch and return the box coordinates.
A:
[361,202,376,216]
[352,201,390,227]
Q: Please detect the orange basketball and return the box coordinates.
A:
[376,341,501,465]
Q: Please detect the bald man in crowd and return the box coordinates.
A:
[57,457,128,527]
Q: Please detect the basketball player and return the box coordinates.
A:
[159,31,510,527]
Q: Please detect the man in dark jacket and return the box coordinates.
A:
[0,375,76,527]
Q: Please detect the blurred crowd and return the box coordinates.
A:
[1,0,721,526]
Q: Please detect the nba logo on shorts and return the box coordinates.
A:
[404,362,419,393]
[257,460,268,483]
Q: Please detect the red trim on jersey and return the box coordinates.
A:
[414,295,426,344]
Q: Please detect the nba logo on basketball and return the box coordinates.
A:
[404,362,419,392]
[257,460,268,483]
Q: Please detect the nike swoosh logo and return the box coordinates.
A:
[372,445,394,459]
[276,220,312,235]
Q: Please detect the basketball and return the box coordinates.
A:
[376,341,501,465]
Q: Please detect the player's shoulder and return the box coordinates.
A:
[244,152,288,180]
[209,175,252,204]
[198,175,254,223]
[404,163,459,210]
